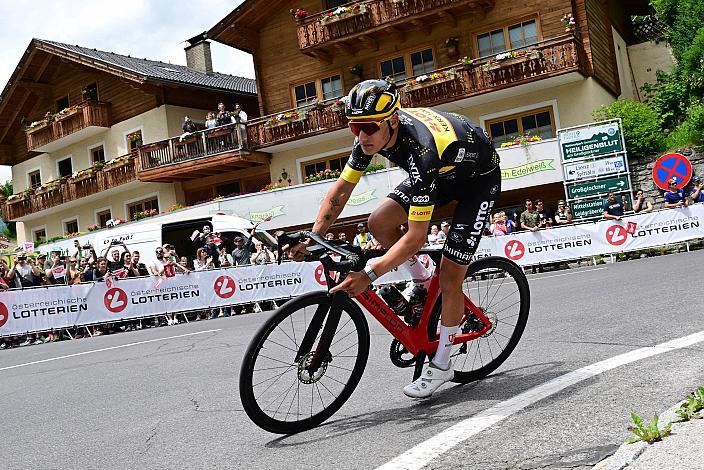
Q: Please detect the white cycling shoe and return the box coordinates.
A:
[403,361,454,398]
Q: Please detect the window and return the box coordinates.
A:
[486,107,555,148]
[325,0,348,8]
[294,82,317,108]
[302,154,349,179]
[96,209,112,228]
[127,130,143,152]
[82,83,98,101]
[28,170,41,189]
[321,75,343,102]
[216,182,241,197]
[127,196,159,221]
[64,219,79,235]
[56,95,70,111]
[57,157,73,178]
[476,19,539,58]
[380,56,407,82]
[410,49,435,76]
[33,228,46,244]
[91,145,105,165]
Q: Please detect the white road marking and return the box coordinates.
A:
[530,267,608,281]
[376,330,704,470]
[0,329,222,372]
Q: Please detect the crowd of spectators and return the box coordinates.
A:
[180,102,248,147]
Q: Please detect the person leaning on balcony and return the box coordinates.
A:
[182,115,197,134]
[663,177,690,209]
[603,191,629,220]
[233,103,248,148]
[215,103,231,127]
[689,176,704,205]
[553,200,573,225]
[633,189,654,213]
[205,112,217,130]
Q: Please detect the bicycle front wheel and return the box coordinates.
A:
[428,256,530,384]
[239,291,370,434]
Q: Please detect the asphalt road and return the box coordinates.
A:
[1,251,704,470]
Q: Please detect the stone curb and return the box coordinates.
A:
[593,401,685,470]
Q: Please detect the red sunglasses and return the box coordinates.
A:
[348,121,385,137]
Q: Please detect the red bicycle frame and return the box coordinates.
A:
[355,270,492,357]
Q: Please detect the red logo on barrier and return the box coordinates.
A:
[0,302,9,328]
[104,288,128,313]
[214,276,236,299]
[504,240,525,260]
[606,225,629,246]
[314,264,327,286]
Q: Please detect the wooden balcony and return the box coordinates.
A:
[248,36,588,149]
[25,101,111,153]
[3,154,137,221]
[296,0,494,59]
[137,123,270,182]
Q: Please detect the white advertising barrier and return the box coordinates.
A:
[0,262,328,337]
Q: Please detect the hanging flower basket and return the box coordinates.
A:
[320,3,368,25]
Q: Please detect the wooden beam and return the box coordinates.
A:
[334,42,355,57]
[410,20,431,36]
[16,80,52,93]
[0,91,30,143]
[236,151,271,165]
[311,50,332,64]
[33,53,54,82]
[385,26,405,42]
[359,35,379,51]
[0,48,37,117]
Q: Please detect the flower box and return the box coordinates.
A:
[34,184,61,196]
[206,126,235,138]
[266,111,308,128]
[54,107,81,122]
[481,51,543,72]
[70,172,95,184]
[320,3,368,26]
[404,74,459,92]
[103,158,131,171]
[26,120,52,134]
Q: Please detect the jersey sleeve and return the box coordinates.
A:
[340,140,373,184]
[408,157,438,222]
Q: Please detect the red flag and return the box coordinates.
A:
[626,221,637,235]
[153,276,165,289]
[112,268,128,279]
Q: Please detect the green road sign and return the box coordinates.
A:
[572,193,633,219]
[567,176,630,199]
[559,122,624,160]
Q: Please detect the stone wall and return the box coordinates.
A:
[627,148,703,209]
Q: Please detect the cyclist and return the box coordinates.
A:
[288,79,501,398]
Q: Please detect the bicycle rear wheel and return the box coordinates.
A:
[239,291,370,434]
[428,256,530,384]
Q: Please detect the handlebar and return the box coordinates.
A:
[275,230,368,273]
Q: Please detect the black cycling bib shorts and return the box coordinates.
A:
[341,107,502,265]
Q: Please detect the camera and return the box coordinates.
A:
[82,244,92,249]
[17,255,27,261]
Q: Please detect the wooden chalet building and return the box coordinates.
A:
[206,0,665,225]
[0,37,264,244]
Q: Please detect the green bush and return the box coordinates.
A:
[592,100,665,157]
[666,101,704,149]
[642,71,691,130]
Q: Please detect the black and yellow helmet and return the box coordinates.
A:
[345,79,401,122]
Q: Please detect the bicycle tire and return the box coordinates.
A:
[427,256,530,384]
[239,291,370,434]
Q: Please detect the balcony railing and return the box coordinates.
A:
[248,36,587,149]
[138,123,245,171]
[297,0,493,52]
[25,101,111,152]
[3,154,137,221]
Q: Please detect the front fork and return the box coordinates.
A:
[295,291,346,374]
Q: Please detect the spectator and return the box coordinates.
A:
[219,246,233,268]
[325,232,335,241]
[179,256,189,270]
[554,200,573,225]
[203,235,221,268]
[633,189,654,213]
[102,242,129,272]
[131,251,149,276]
[535,199,549,229]
[7,253,40,288]
[182,115,197,134]
[92,258,109,282]
[37,253,48,271]
[508,208,520,232]
[436,221,449,244]
[663,177,689,209]
[150,247,188,325]
[0,260,12,289]
[194,247,215,271]
[490,211,508,236]
[603,192,628,220]
[365,233,383,249]
[191,225,212,250]
[215,102,231,127]
[233,218,269,266]
[64,257,83,285]
[520,199,540,232]
[44,249,61,270]
[338,232,347,242]
[353,223,370,247]
[689,176,704,204]
[427,225,440,245]
[233,103,248,148]
[205,112,217,129]
[251,241,274,265]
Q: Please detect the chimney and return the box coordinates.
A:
[185,32,213,75]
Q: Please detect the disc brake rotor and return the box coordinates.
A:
[297,352,330,384]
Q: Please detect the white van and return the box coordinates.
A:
[37,208,276,265]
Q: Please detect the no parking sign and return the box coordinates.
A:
[652,153,692,190]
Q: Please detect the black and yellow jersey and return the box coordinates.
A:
[341,107,500,222]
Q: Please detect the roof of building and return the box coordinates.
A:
[36,39,256,94]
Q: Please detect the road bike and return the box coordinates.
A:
[239,231,530,434]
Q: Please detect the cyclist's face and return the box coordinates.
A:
[353,117,397,155]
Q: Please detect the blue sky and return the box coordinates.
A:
[0,0,254,184]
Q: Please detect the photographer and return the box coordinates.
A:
[45,253,68,285]
[554,200,573,225]
[689,176,704,204]
[7,253,40,288]
[202,235,221,268]
[101,241,130,272]
[130,251,149,276]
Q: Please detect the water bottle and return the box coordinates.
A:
[378,285,410,317]
[407,285,427,326]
